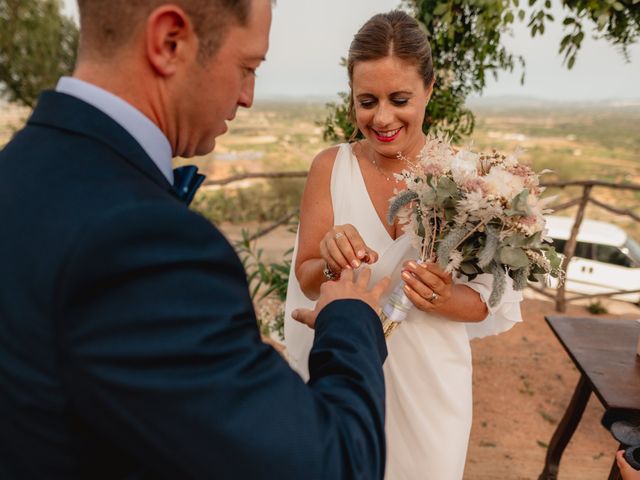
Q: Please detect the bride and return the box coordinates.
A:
[284,10,523,480]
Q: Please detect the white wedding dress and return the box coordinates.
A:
[284,143,523,480]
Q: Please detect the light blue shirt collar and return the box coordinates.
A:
[56,77,174,184]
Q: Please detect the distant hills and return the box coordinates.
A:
[253,93,640,109]
[466,95,640,109]
[3,92,638,111]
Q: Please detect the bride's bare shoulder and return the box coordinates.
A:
[308,144,343,179]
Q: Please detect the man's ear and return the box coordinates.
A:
[145,5,197,76]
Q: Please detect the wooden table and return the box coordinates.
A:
[539,316,640,480]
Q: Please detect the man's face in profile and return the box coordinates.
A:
[180,0,272,157]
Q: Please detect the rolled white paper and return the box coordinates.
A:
[381,281,414,323]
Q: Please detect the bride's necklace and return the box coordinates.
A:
[367,136,429,182]
[370,156,394,182]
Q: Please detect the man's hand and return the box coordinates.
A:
[292,268,389,329]
[617,450,640,480]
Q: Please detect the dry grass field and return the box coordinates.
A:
[0,102,29,146]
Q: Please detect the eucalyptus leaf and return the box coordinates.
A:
[499,246,530,269]
[460,262,478,275]
[523,230,543,248]
[542,245,562,273]
[421,188,437,206]
[444,206,457,222]
[505,189,531,216]
[505,232,527,247]
[436,177,457,203]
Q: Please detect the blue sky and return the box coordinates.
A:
[63,0,639,101]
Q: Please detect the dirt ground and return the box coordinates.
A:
[465,293,638,480]
[220,223,639,480]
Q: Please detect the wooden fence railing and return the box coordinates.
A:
[207,172,640,313]
[538,180,640,312]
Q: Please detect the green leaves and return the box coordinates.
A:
[0,0,78,107]
[499,246,530,269]
[324,0,639,143]
[478,225,500,267]
[542,245,562,275]
[422,188,437,206]
[505,189,531,216]
[433,2,450,16]
[436,176,458,203]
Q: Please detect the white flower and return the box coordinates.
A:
[483,166,525,200]
[516,214,545,236]
[458,189,486,213]
[529,193,557,213]
[456,190,501,224]
[453,210,469,226]
[420,134,455,174]
[503,147,525,168]
[451,149,479,184]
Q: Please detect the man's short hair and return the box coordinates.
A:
[77,0,251,60]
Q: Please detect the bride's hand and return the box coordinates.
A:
[401,261,453,312]
[320,224,379,277]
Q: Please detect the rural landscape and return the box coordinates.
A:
[1,0,639,477]
[2,78,639,480]
[184,96,640,236]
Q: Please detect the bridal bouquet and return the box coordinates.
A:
[381,134,561,337]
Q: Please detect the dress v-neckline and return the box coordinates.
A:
[347,143,404,248]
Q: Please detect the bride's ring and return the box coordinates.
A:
[334,232,344,240]
[429,292,438,302]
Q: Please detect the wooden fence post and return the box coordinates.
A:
[555,185,593,312]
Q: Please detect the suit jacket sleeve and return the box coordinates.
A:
[54,201,387,480]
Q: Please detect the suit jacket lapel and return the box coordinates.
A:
[28,91,176,196]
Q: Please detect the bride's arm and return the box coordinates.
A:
[296,147,340,300]
[296,147,377,300]
[435,285,488,322]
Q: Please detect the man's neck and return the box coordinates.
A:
[73,62,165,136]
[57,72,175,183]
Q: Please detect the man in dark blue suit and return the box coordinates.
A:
[0,0,391,478]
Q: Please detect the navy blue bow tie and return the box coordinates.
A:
[173,165,206,206]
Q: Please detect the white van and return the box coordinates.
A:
[546,215,640,303]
